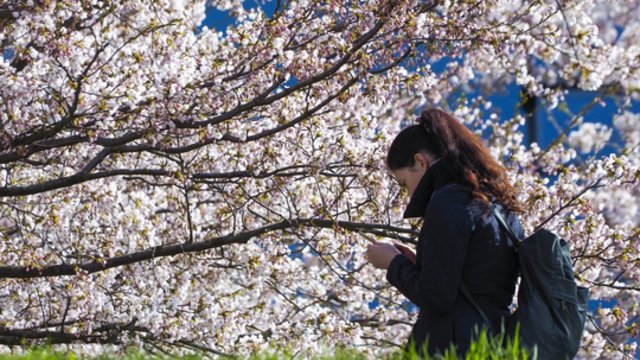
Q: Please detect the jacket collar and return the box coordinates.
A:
[402,158,453,218]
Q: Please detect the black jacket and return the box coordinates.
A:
[386,159,523,356]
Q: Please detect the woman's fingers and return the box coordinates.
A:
[394,243,417,264]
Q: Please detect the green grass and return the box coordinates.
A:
[0,329,533,359]
[249,327,534,360]
[0,348,201,360]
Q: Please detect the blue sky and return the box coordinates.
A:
[201,3,639,156]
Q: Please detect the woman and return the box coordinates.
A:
[366,108,525,356]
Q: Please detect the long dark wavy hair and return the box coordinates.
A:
[386,108,524,213]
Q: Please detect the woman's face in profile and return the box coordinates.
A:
[390,153,430,198]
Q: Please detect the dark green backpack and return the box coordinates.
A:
[461,207,589,359]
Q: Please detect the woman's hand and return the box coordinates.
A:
[394,243,417,264]
[366,242,401,269]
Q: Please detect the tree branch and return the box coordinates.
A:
[0,320,148,346]
[0,218,416,278]
[178,1,400,129]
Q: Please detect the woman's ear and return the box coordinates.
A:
[413,153,429,170]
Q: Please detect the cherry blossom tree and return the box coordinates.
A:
[0,0,638,358]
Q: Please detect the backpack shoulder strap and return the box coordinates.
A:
[491,205,522,249]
